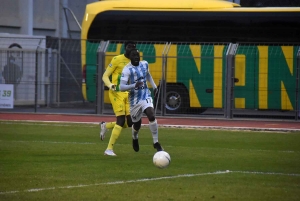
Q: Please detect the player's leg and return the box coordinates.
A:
[124,92,139,152]
[104,91,126,156]
[132,119,141,152]
[100,121,130,141]
[126,113,139,151]
[125,94,133,128]
[99,104,131,141]
[105,115,125,156]
[144,106,158,143]
[100,121,112,141]
[132,118,140,140]
[144,105,164,152]
[125,112,138,143]
[130,103,143,152]
[100,92,131,141]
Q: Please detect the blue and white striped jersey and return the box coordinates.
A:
[120,60,157,107]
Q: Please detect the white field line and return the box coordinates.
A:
[3,140,96,144]
[0,170,299,195]
[0,121,97,127]
[161,124,300,132]
[1,121,300,132]
[233,171,300,177]
[1,140,299,153]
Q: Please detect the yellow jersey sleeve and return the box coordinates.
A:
[102,63,114,88]
[102,54,130,90]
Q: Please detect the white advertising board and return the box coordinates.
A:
[0,33,46,105]
[0,84,14,109]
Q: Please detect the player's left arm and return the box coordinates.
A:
[146,70,157,89]
[102,57,118,90]
[146,69,158,97]
[120,80,144,91]
[120,69,145,91]
[119,69,137,91]
[120,79,135,91]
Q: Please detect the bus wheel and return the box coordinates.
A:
[165,85,189,114]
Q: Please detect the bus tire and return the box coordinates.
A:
[165,85,189,114]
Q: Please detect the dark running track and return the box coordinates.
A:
[1,113,300,132]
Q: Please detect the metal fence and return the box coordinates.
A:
[0,36,93,114]
[0,37,299,121]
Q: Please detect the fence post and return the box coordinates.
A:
[162,42,172,116]
[296,47,300,121]
[34,39,43,112]
[159,42,170,116]
[35,49,38,112]
[56,38,61,106]
[45,48,50,107]
[225,43,238,119]
[96,41,109,114]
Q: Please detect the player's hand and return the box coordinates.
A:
[110,84,116,91]
[153,88,159,98]
[135,81,144,89]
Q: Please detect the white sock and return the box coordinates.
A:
[132,126,139,140]
[149,119,158,144]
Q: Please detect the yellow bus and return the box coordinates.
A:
[81,0,300,113]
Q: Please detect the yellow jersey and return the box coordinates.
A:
[102,54,130,92]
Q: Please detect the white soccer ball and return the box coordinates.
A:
[153,151,171,169]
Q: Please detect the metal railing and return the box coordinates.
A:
[0,37,299,121]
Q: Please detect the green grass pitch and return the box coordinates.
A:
[0,121,299,201]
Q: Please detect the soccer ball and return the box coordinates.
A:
[153,151,171,169]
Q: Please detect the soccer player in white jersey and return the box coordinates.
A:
[119,49,163,152]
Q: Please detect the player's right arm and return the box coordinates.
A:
[120,68,133,91]
[102,58,117,90]
[119,68,143,91]
[120,80,143,91]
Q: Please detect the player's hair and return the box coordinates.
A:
[124,41,136,48]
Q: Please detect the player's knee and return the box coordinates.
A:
[126,115,133,127]
[133,121,141,131]
[144,107,155,122]
[116,115,126,127]
[148,116,155,122]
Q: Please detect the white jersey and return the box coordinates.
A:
[120,60,156,108]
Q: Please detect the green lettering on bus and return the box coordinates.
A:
[268,46,297,110]
[234,45,259,109]
[177,44,214,107]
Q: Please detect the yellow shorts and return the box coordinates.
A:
[109,90,130,116]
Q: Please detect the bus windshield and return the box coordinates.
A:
[87,10,300,42]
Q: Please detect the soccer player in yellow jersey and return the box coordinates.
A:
[100,41,138,156]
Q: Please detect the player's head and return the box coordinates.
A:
[129,49,140,66]
[124,41,136,58]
